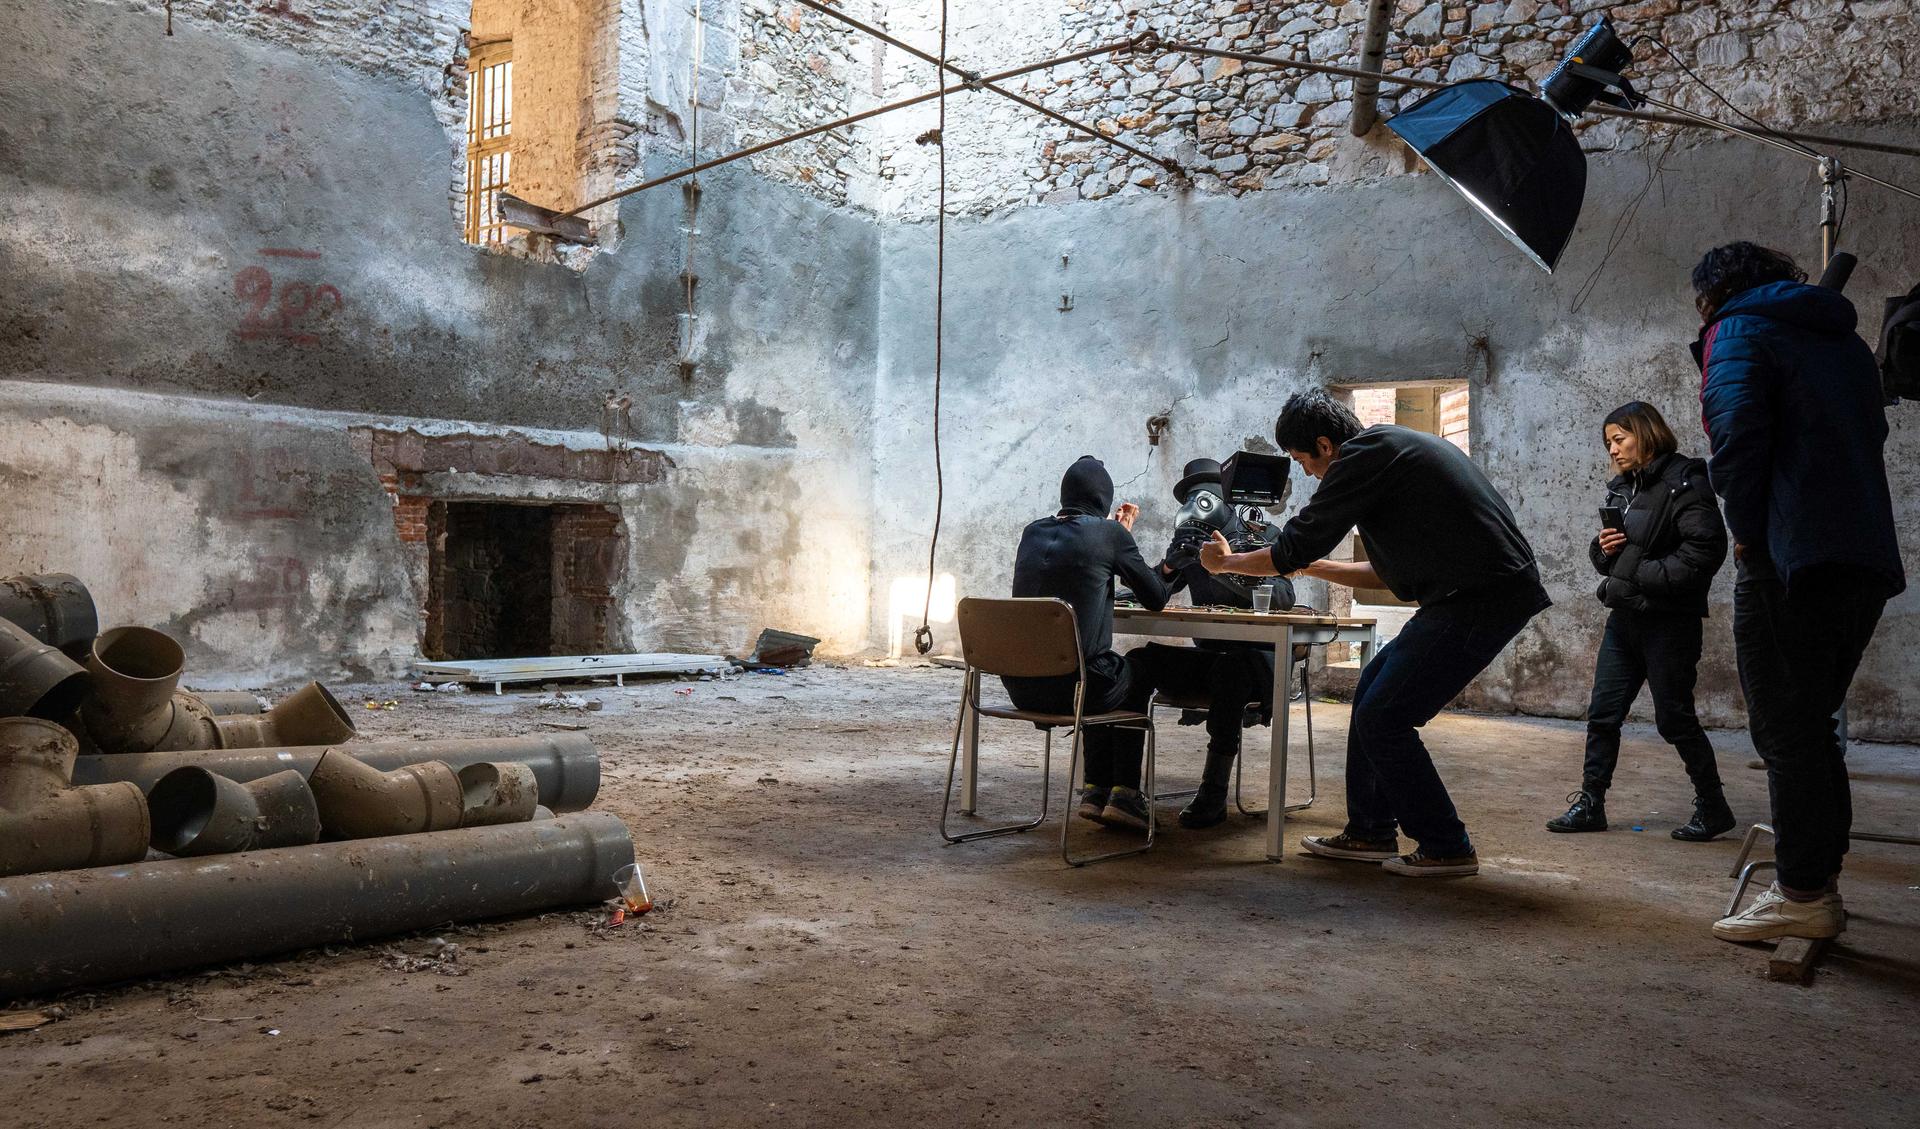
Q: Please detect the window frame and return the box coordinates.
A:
[464,40,515,246]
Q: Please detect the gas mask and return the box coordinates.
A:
[1164,484,1278,600]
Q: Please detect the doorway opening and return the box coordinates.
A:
[1330,380,1473,656]
[424,501,626,660]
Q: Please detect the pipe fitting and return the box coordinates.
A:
[456,761,540,827]
[212,682,354,749]
[71,733,601,813]
[195,691,269,716]
[147,767,321,857]
[0,717,150,878]
[308,750,463,839]
[0,573,99,661]
[0,617,91,721]
[79,626,221,753]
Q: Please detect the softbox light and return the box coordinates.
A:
[1387,80,1587,273]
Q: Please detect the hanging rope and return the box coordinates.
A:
[913,1,949,657]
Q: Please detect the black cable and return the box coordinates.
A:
[1569,131,1675,314]
[914,1,948,657]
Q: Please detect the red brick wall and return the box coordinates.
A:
[550,504,626,654]
[354,428,642,658]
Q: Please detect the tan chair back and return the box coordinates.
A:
[955,597,1082,679]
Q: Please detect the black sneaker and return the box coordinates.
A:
[1545,790,1607,833]
[1300,832,1400,862]
[1382,849,1480,877]
[1077,785,1111,824]
[1100,786,1151,832]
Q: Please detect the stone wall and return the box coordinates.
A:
[871,0,1920,215]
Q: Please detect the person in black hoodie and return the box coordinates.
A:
[1547,401,1731,840]
[1004,456,1170,831]
[1130,458,1296,830]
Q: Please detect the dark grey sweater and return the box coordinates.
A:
[1267,426,1546,608]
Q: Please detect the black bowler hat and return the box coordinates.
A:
[1173,458,1224,503]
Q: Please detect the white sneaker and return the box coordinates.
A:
[1712,882,1843,943]
[1825,889,1848,934]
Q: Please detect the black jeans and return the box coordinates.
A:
[1581,609,1721,798]
[1733,557,1886,891]
[1344,575,1549,856]
[1003,653,1151,790]
[1126,643,1276,758]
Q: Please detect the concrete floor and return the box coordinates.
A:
[5,665,1916,1127]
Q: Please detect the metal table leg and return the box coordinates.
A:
[1265,625,1293,862]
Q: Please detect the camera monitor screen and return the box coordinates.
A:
[1220,451,1291,507]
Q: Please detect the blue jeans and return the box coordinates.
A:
[1344,576,1549,856]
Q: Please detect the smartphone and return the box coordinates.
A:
[1600,505,1627,533]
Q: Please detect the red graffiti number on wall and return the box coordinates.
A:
[231,554,310,611]
[234,258,343,346]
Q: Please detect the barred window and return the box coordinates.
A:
[464,41,514,245]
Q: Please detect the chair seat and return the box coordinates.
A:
[975,703,1151,728]
[1152,691,1212,711]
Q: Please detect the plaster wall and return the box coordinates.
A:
[0,1,878,678]
[872,127,1920,739]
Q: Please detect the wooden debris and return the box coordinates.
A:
[0,1008,57,1033]
[1767,937,1829,983]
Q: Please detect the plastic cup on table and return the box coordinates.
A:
[1251,586,1274,613]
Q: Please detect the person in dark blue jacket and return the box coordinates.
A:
[1694,243,1907,944]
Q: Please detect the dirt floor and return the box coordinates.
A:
[4,663,1917,1127]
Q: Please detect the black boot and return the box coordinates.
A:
[1178,752,1237,829]
[1672,791,1736,841]
[1545,789,1607,833]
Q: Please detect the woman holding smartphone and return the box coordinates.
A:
[1548,401,1734,840]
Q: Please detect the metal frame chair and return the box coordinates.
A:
[1145,613,1327,818]
[938,597,1157,867]
[1726,822,1778,916]
[1725,818,1919,916]
[1148,660,1313,818]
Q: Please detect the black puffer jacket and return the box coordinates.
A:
[1587,451,1728,616]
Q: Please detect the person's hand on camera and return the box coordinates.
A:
[1112,502,1139,531]
[1597,528,1627,556]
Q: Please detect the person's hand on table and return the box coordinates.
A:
[1112,502,1139,531]
[1597,528,1627,556]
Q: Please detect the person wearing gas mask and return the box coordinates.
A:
[1128,458,1295,829]
[1004,455,1171,832]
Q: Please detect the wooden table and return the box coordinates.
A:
[1121,607,1377,861]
